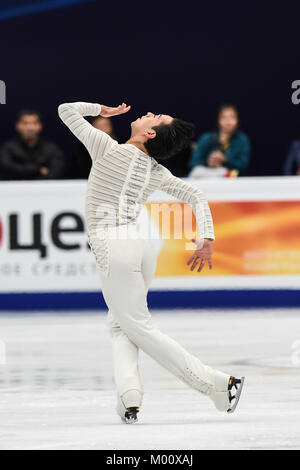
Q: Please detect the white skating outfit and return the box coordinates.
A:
[58,102,231,417]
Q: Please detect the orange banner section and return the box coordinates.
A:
[146,201,300,276]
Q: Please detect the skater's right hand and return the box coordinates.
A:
[187,238,213,272]
[100,102,131,117]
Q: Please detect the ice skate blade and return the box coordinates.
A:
[227,376,245,414]
[121,416,138,424]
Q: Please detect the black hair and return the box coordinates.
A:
[16,109,42,122]
[144,118,195,160]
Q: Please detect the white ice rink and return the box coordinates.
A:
[0,308,299,450]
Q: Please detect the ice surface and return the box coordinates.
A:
[0,309,299,450]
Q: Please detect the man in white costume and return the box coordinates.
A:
[58,101,244,423]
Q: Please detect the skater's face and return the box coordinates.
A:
[131,112,173,139]
[16,114,42,140]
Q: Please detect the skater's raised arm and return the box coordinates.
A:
[58,101,130,162]
[159,166,215,272]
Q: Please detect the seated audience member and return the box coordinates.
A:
[283,140,300,175]
[188,104,251,177]
[0,109,65,180]
[72,115,118,178]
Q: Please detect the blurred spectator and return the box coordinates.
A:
[0,109,65,180]
[283,140,300,175]
[72,116,117,178]
[188,104,251,177]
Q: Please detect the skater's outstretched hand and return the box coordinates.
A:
[100,102,131,117]
[187,238,213,272]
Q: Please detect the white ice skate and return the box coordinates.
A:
[116,390,142,424]
[210,375,245,413]
[120,407,140,424]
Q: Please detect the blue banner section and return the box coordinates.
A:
[0,290,300,311]
[0,0,95,21]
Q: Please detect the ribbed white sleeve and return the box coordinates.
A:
[159,166,215,240]
[58,102,116,161]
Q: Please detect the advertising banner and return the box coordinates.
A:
[0,177,299,308]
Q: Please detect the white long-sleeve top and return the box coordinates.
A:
[58,102,215,244]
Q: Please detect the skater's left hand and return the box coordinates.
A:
[100,102,131,117]
[187,238,213,272]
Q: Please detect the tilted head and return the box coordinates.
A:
[16,109,43,140]
[130,112,195,159]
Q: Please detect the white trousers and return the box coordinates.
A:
[90,225,230,417]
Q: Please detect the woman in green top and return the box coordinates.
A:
[188,104,251,176]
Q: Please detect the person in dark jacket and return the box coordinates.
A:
[188,104,251,176]
[283,140,300,175]
[0,109,65,180]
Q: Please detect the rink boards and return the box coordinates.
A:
[0,177,300,310]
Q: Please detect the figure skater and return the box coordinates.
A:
[58,101,244,423]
